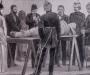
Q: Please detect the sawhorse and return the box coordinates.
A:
[60,35,81,71]
[7,37,40,75]
[68,35,81,71]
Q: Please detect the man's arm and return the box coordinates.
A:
[26,14,35,28]
[6,15,20,31]
[64,15,69,24]
[26,14,31,26]
[38,16,45,39]
[81,14,85,29]
[55,15,60,40]
[69,13,74,23]
[10,22,20,31]
[80,14,86,35]
[85,17,89,29]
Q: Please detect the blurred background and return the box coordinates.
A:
[1,0,90,16]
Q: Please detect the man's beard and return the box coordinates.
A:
[13,11,17,15]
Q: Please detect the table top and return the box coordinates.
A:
[7,35,79,43]
[60,35,79,38]
[7,37,40,43]
[59,35,79,41]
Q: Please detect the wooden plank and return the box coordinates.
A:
[74,37,81,70]
[21,42,32,75]
[68,37,75,71]
[7,37,40,43]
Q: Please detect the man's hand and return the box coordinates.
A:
[81,29,85,35]
[21,30,25,34]
[7,36,10,38]
[10,31,16,37]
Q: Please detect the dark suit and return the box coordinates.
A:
[85,15,90,29]
[5,13,20,67]
[26,13,40,29]
[69,12,85,66]
[35,12,60,75]
[85,15,90,45]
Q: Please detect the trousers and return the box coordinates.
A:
[35,47,56,75]
[7,43,16,67]
[31,40,39,68]
[61,40,67,65]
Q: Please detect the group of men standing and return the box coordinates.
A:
[5,0,90,75]
[30,0,85,75]
[30,1,86,75]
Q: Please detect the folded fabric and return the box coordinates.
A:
[23,27,39,37]
[68,23,76,35]
[10,27,39,38]
[60,20,70,35]
[60,20,77,35]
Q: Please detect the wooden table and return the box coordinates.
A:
[7,37,40,75]
[60,35,81,71]
[7,35,81,74]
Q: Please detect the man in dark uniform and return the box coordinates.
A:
[5,5,20,67]
[85,2,90,45]
[30,1,60,75]
[86,2,90,29]
[26,4,40,29]
[56,5,69,66]
[26,4,40,68]
[69,0,85,67]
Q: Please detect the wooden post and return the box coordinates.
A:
[74,37,81,70]
[68,36,75,71]
[21,40,36,75]
[68,35,81,71]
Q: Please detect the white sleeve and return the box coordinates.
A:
[2,17,7,36]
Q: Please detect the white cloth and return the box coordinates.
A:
[23,27,39,37]
[13,27,39,38]
[60,20,70,35]
[68,23,76,35]
[60,20,77,35]
[0,15,7,72]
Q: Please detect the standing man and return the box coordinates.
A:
[69,0,85,67]
[30,1,60,75]
[26,4,40,29]
[26,4,40,68]
[6,5,20,67]
[85,3,90,30]
[56,5,69,66]
[85,2,90,42]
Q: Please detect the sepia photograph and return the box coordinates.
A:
[0,0,90,75]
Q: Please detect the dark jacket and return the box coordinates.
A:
[85,15,90,45]
[69,12,85,35]
[5,13,20,36]
[38,12,60,48]
[26,13,40,29]
[85,15,90,29]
